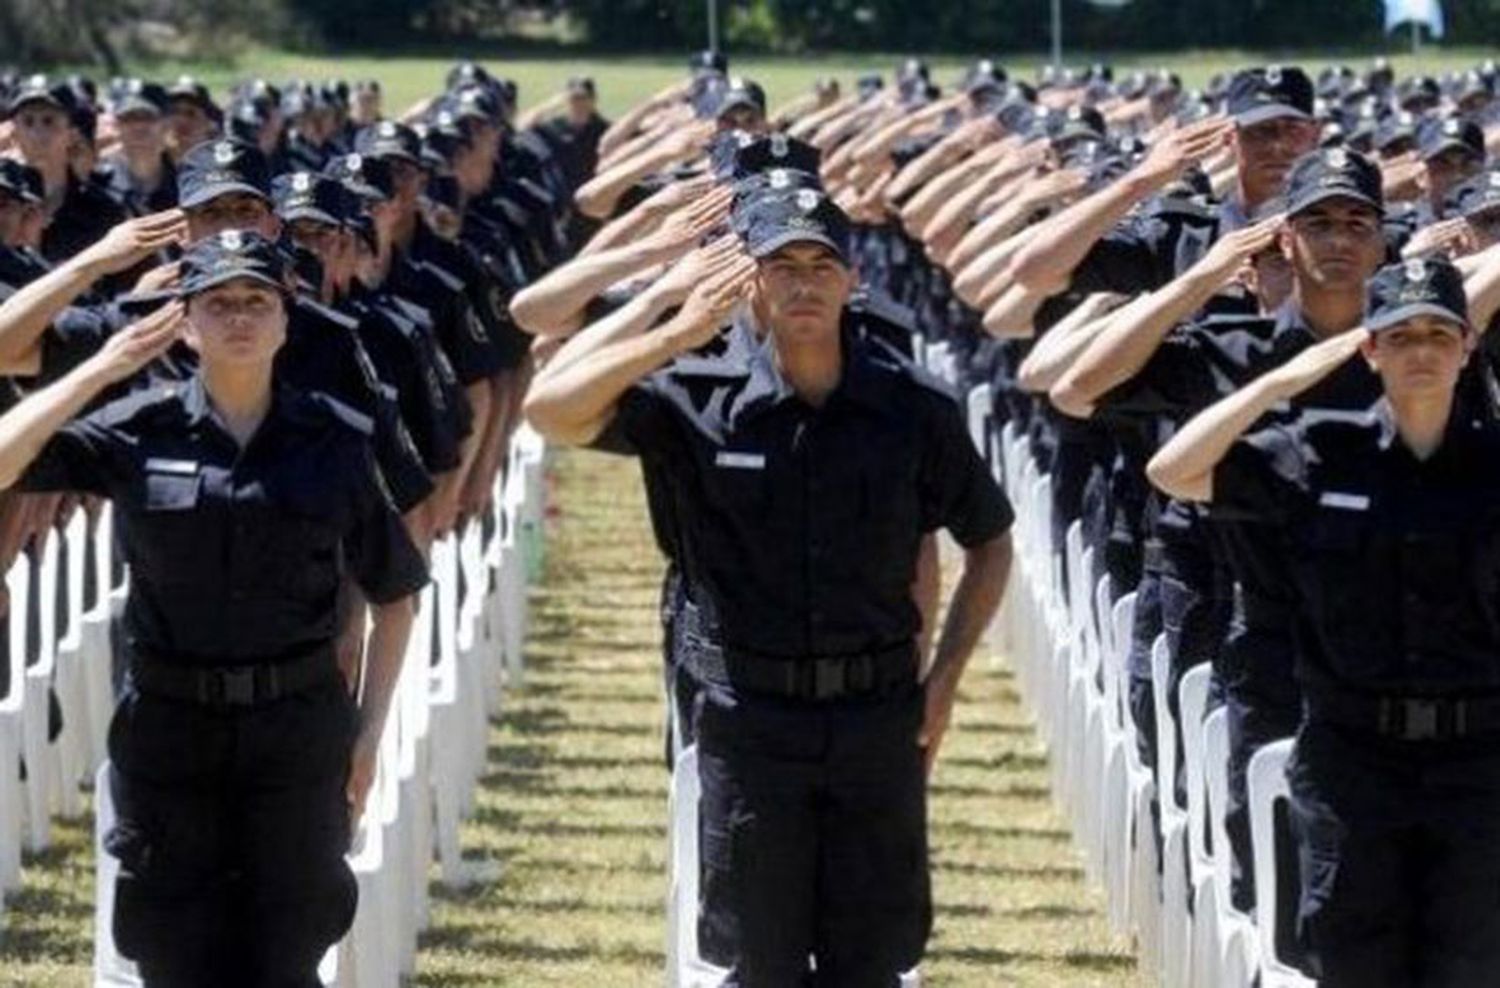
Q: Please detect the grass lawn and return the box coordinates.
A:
[76,46,1500,123]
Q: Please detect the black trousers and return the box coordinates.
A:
[1289,720,1500,988]
[695,682,930,988]
[106,679,359,988]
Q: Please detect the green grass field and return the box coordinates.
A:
[85,46,1500,122]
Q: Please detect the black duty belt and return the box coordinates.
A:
[682,639,917,702]
[1306,689,1500,742]
[131,644,341,709]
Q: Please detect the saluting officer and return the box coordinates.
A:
[0,231,427,987]
[524,183,1013,985]
[1148,255,1500,987]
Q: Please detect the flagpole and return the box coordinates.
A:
[1051,0,1062,67]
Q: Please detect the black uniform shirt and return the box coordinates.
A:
[1071,193,1248,297]
[1213,401,1500,696]
[42,174,129,265]
[96,154,178,216]
[595,326,1013,659]
[19,378,428,666]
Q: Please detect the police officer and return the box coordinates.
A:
[524,182,1013,985]
[1148,255,1500,987]
[97,80,178,217]
[0,230,426,987]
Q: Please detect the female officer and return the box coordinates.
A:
[1147,256,1500,986]
[0,230,427,988]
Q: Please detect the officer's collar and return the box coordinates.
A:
[1271,300,1319,345]
[182,375,301,432]
[731,324,892,424]
[1217,195,1252,234]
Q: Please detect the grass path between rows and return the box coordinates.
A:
[0,445,1145,987]
[414,447,1144,987]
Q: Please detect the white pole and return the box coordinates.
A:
[1051,0,1063,67]
[1410,18,1419,56]
[708,0,719,52]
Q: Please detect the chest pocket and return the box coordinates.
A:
[128,470,204,583]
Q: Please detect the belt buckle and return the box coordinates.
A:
[219,667,258,707]
[1400,698,1441,741]
[812,659,845,701]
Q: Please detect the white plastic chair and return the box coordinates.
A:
[1202,708,1260,987]
[1151,639,1193,988]
[0,556,32,907]
[93,760,142,986]
[965,383,993,458]
[1248,739,1318,988]
[50,509,91,818]
[20,532,61,851]
[1179,664,1219,988]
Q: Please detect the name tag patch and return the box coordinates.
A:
[144,458,199,476]
[715,451,766,470]
[1319,491,1370,511]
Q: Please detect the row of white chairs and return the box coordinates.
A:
[973,379,1314,988]
[0,426,547,987]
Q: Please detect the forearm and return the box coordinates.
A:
[1010,171,1158,291]
[918,164,1005,252]
[523,318,687,445]
[598,101,659,159]
[1018,302,1118,394]
[1464,242,1500,329]
[0,252,104,372]
[355,596,417,742]
[1146,375,1282,502]
[578,199,663,257]
[903,156,985,240]
[575,146,678,220]
[981,283,1050,339]
[0,357,111,490]
[913,533,941,671]
[886,141,965,205]
[950,201,1038,297]
[535,286,676,382]
[510,239,669,336]
[928,535,1011,683]
[1051,269,1219,416]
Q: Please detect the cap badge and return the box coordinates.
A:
[292,172,312,192]
[769,168,790,190]
[1326,147,1349,169]
[346,153,363,173]
[795,189,821,213]
[220,229,245,250]
[1405,258,1426,283]
[770,133,789,159]
[379,121,397,137]
[1266,66,1283,86]
[213,142,236,165]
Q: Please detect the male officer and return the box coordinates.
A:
[1010,65,1318,299]
[524,183,1013,985]
[1148,255,1500,987]
[98,80,178,216]
[1051,146,1389,911]
[6,74,128,263]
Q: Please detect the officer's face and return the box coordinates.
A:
[185,280,288,368]
[1364,316,1473,399]
[167,100,217,154]
[1425,149,1483,205]
[354,90,382,123]
[0,193,27,246]
[421,200,462,242]
[1466,209,1500,251]
[388,158,426,211]
[116,111,165,157]
[567,92,595,126]
[1283,200,1385,292]
[13,105,71,167]
[1235,116,1319,201]
[719,107,767,135]
[453,144,494,197]
[187,194,278,241]
[287,218,340,263]
[756,243,854,341]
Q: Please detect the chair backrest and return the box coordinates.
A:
[1093,573,1114,666]
[1203,708,1241,901]
[30,530,60,677]
[1150,634,1185,818]
[1178,663,1213,874]
[966,383,993,457]
[60,509,88,650]
[1107,592,1137,727]
[0,555,27,710]
[1248,738,1304,979]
